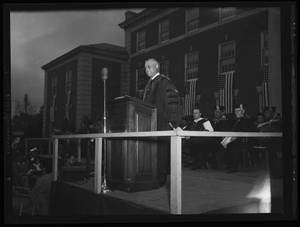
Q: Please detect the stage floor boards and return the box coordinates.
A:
[64,167,283,214]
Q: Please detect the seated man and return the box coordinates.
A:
[182,108,214,170]
[254,112,265,127]
[64,153,77,166]
[29,156,47,178]
[226,104,255,173]
[209,106,229,170]
[12,152,30,188]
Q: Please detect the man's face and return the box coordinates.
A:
[257,115,264,123]
[68,156,76,166]
[264,110,273,120]
[214,110,223,119]
[193,109,201,120]
[145,60,158,78]
[234,108,245,118]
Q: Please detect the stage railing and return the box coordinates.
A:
[25,137,83,162]
[50,130,282,214]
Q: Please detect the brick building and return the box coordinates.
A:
[41,43,128,137]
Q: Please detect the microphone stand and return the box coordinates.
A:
[101,68,111,193]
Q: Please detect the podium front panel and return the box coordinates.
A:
[106,96,159,192]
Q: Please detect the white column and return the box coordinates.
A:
[94,138,103,194]
[170,136,182,214]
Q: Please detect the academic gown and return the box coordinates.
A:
[183,118,212,168]
[142,74,183,184]
[210,118,229,169]
[226,116,255,172]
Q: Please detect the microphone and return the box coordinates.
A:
[101,68,108,80]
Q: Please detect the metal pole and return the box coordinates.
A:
[101,68,111,193]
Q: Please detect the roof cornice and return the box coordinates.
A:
[41,44,127,70]
[118,8,162,30]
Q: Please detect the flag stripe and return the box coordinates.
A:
[218,72,234,114]
[224,72,234,114]
[184,79,197,115]
[260,66,269,109]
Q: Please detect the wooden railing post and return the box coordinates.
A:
[52,138,58,181]
[94,138,102,194]
[170,135,182,214]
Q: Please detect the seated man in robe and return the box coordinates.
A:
[182,108,214,170]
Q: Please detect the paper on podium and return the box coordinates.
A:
[221,136,233,148]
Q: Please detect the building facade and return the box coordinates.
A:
[41,43,128,137]
[119,7,282,119]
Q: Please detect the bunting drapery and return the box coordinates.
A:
[217,72,234,114]
[184,79,197,116]
[260,66,269,109]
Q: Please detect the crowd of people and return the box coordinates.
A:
[180,105,282,178]
[12,145,47,190]
[11,136,80,216]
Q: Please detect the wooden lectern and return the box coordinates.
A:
[106,96,160,192]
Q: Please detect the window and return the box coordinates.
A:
[261,31,268,66]
[159,19,169,43]
[220,7,236,20]
[160,60,169,77]
[137,30,145,52]
[52,76,57,96]
[136,68,147,92]
[219,41,235,74]
[186,8,199,33]
[186,51,198,80]
[65,70,72,92]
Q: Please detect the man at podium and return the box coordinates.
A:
[142,58,183,186]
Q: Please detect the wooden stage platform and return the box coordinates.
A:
[50,166,283,216]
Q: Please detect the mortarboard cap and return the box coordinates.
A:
[214,105,225,112]
[233,104,245,110]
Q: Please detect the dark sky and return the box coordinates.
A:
[10,8,144,114]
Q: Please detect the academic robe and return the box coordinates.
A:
[142,74,183,184]
[210,118,229,170]
[183,118,212,168]
[226,116,255,172]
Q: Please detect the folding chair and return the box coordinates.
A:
[12,186,36,216]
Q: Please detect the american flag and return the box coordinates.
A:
[184,79,197,116]
[217,72,234,114]
[260,66,269,109]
